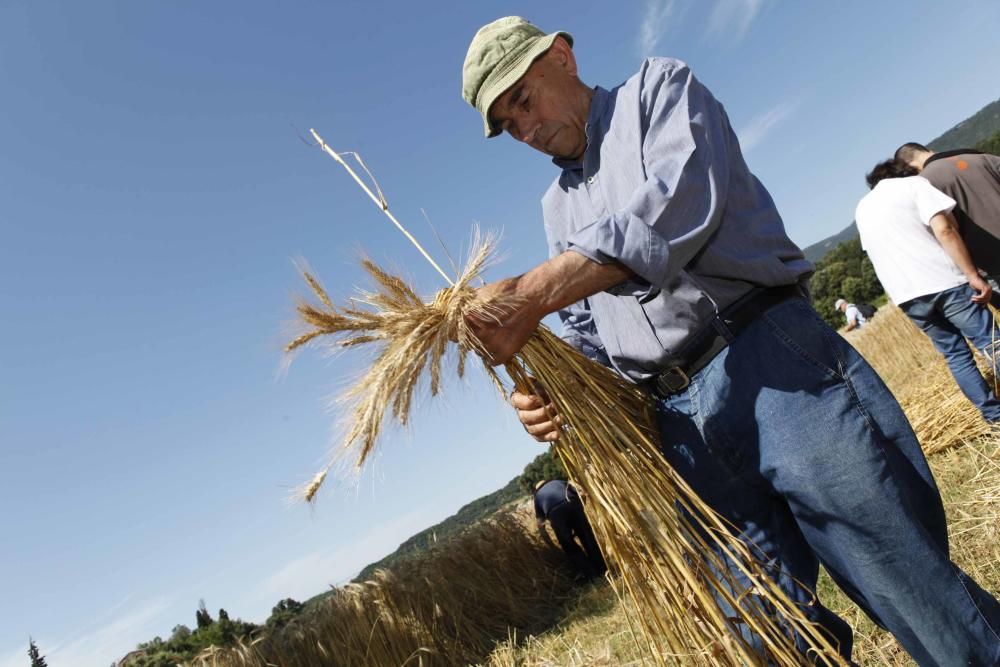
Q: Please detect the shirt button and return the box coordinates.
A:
[586,176,595,185]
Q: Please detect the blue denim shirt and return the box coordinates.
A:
[543,58,812,382]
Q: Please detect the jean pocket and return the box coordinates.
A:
[760,301,847,382]
[684,357,754,479]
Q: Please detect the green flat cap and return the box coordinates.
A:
[462,16,573,138]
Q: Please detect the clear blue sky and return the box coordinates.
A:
[2,1,998,664]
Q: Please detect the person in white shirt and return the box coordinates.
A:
[835,298,866,331]
[856,158,999,423]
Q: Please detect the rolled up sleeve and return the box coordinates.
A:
[565,60,730,290]
[559,298,611,365]
[544,216,612,364]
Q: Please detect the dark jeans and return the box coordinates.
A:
[901,283,1000,423]
[547,500,606,579]
[656,298,1000,666]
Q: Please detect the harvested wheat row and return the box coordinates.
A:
[186,508,578,667]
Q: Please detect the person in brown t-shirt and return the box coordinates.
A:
[896,143,1000,302]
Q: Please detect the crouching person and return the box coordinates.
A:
[533,479,606,582]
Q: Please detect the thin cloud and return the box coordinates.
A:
[0,646,27,667]
[0,597,173,667]
[638,0,681,55]
[737,100,800,152]
[707,0,767,40]
[256,508,436,603]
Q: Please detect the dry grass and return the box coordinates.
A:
[187,509,577,667]
[817,439,1000,667]
[845,303,999,454]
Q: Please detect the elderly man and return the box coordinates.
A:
[835,298,867,331]
[460,16,1000,665]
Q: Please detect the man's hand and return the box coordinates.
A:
[466,250,634,366]
[968,273,993,305]
[467,276,546,365]
[930,211,993,305]
[512,388,563,442]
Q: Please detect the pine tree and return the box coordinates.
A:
[217,608,235,643]
[195,599,214,629]
[28,638,48,667]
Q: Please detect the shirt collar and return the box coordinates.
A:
[924,148,982,167]
[551,85,609,172]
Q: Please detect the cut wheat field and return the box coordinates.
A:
[189,303,999,667]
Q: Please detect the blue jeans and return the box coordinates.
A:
[901,283,1000,423]
[655,298,1000,666]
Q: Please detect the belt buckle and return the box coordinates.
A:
[655,366,690,396]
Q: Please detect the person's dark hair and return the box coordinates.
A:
[894,142,929,164]
[866,159,918,189]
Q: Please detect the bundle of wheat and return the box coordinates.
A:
[278,131,856,665]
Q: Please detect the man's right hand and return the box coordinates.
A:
[930,212,994,306]
[512,389,563,442]
[969,274,993,305]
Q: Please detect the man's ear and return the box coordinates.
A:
[548,36,577,76]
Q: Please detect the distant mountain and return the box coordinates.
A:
[928,98,1000,151]
[802,222,858,264]
[803,96,1000,264]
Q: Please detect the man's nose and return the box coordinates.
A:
[516,122,538,145]
[510,116,537,144]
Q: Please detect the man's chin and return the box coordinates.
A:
[536,129,585,161]
[543,144,584,161]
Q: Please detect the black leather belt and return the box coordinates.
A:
[650,284,806,398]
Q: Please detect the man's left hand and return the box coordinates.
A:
[465,250,635,365]
[467,276,545,365]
